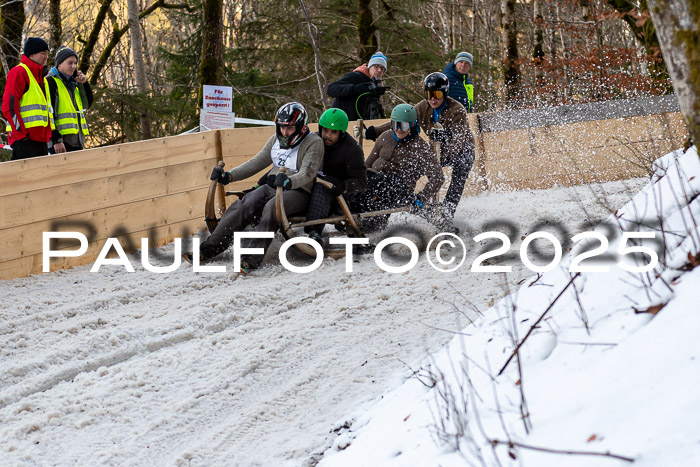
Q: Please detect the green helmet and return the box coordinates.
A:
[319,108,349,133]
[390,104,417,122]
[390,104,419,135]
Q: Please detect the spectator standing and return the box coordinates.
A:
[442,51,474,112]
[46,46,93,153]
[2,38,53,161]
[326,52,388,121]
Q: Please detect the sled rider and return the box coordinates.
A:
[304,108,367,246]
[185,102,324,272]
[353,103,444,231]
[362,72,475,229]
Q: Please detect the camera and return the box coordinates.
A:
[367,77,389,119]
[368,77,389,95]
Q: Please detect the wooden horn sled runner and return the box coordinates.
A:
[204,163,412,260]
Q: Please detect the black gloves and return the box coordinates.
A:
[274,172,291,190]
[353,82,373,94]
[210,166,232,185]
[354,81,386,97]
[319,174,345,196]
[365,126,377,141]
[329,181,345,197]
[265,174,276,188]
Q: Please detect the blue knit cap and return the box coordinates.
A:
[455,51,473,67]
[368,52,388,71]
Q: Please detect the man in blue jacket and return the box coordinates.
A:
[442,51,474,113]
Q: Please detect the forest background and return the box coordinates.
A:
[0,0,672,149]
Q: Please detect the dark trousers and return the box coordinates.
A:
[304,183,339,235]
[199,185,310,268]
[441,148,475,217]
[11,138,49,160]
[350,172,413,231]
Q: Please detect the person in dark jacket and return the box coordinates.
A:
[363,73,474,229]
[304,108,367,245]
[442,51,474,112]
[326,52,388,121]
[46,46,94,153]
[2,37,52,161]
[356,104,444,231]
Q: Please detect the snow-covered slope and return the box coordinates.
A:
[0,172,649,466]
[318,147,700,467]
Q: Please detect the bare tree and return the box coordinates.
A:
[647,0,700,147]
[0,0,26,82]
[500,0,521,107]
[357,0,377,62]
[48,0,62,57]
[533,0,544,83]
[78,0,113,74]
[299,0,328,108]
[127,0,152,140]
[199,0,223,106]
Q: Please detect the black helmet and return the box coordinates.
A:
[275,102,308,148]
[424,72,449,100]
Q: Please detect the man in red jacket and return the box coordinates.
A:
[2,37,52,161]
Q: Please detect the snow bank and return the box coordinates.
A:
[0,170,650,465]
[319,147,700,466]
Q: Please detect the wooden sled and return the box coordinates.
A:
[204,162,411,260]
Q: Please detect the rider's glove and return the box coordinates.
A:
[211,166,232,185]
[274,173,291,190]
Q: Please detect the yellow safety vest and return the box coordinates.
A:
[5,63,54,132]
[46,76,89,136]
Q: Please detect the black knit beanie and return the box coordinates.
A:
[23,37,49,57]
[55,46,78,66]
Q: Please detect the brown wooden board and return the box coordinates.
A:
[0,218,203,280]
[0,132,218,197]
[0,159,213,229]
[0,188,208,263]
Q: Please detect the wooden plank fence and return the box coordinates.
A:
[0,95,688,280]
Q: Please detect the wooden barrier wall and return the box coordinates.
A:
[0,96,689,280]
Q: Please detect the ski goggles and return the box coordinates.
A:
[424,90,445,100]
[391,120,413,132]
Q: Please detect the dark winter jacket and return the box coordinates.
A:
[365,131,444,202]
[46,67,94,150]
[442,62,474,112]
[2,55,52,145]
[369,96,474,165]
[317,131,367,194]
[414,96,474,165]
[326,64,385,121]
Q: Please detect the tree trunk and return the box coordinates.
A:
[127,0,152,140]
[358,0,377,62]
[605,0,669,81]
[299,0,328,109]
[88,0,175,86]
[647,0,700,146]
[199,0,224,107]
[0,0,26,84]
[533,0,544,83]
[49,0,63,60]
[79,0,113,74]
[500,0,521,108]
